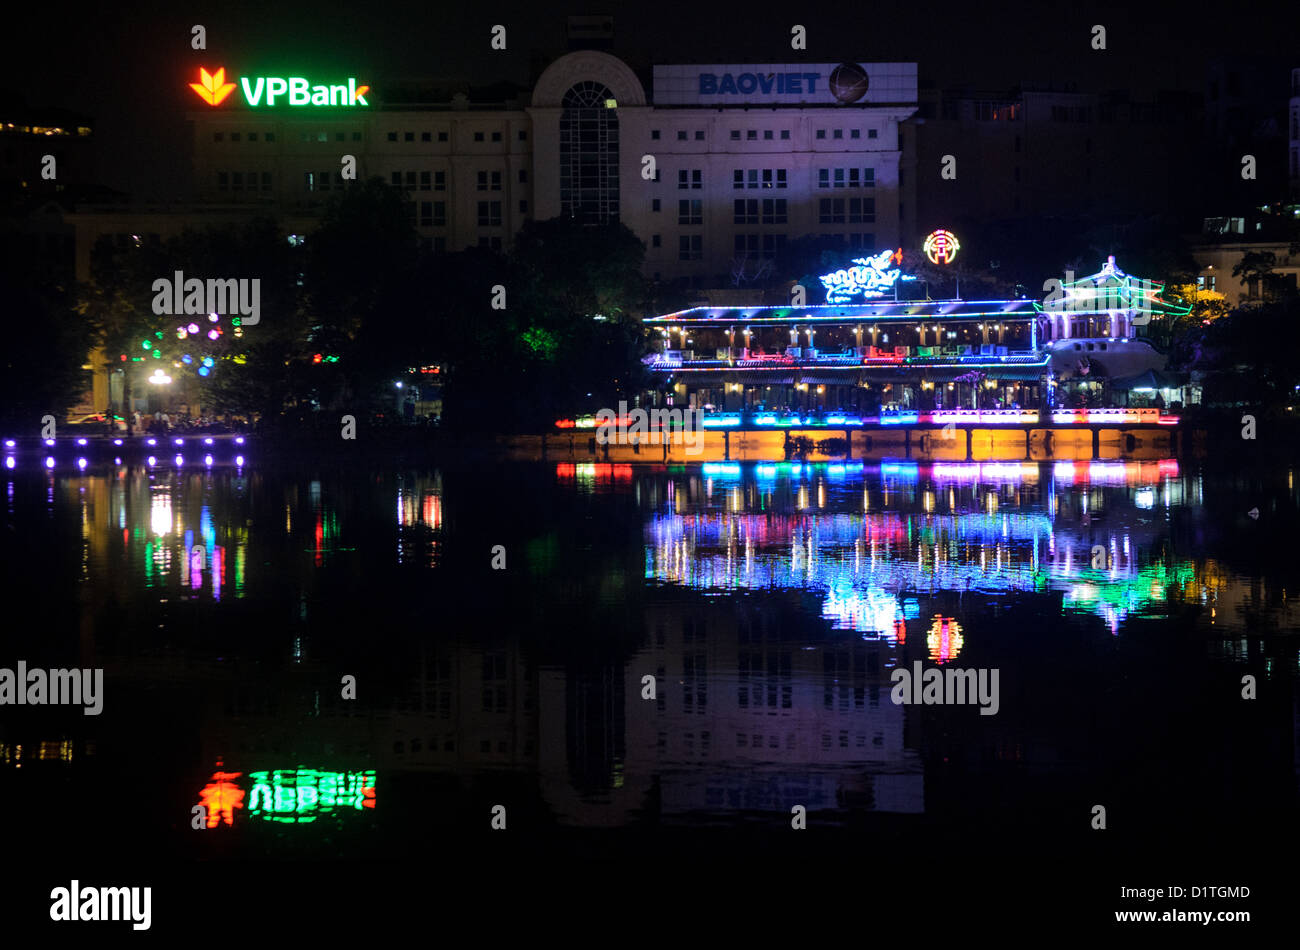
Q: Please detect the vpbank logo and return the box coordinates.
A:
[188,67,371,107]
[190,67,237,106]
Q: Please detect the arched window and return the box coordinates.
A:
[560,81,619,224]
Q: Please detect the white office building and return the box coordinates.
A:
[185,51,919,285]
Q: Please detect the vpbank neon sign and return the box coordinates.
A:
[189,66,371,107]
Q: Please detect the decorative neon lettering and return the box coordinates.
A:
[191,71,369,108]
[819,248,912,303]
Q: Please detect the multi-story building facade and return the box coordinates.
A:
[180,52,918,286]
[913,82,1200,230]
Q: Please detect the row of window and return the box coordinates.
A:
[818,168,876,188]
[664,195,873,225]
[216,171,273,191]
[673,168,791,189]
[662,232,874,260]
[214,129,532,144]
[385,129,527,143]
[213,131,277,143]
[674,199,790,225]
[649,128,878,142]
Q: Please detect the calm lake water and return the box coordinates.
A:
[2,457,1297,925]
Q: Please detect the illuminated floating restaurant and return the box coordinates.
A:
[641,256,1194,419]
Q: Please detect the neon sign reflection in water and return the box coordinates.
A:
[247,769,377,823]
[196,771,245,827]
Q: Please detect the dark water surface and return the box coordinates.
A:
[2,457,1296,930]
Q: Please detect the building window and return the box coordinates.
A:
[391,172,401,187]
[213,132,224,142]
[519,170,528,183]
[478,236,503,250]
[433,201,446,226]
[848,197,875,223]
[730,130,741,140]
[387,131,397,141]
[764,130,773,140]
[678,199,702,225]
[435,171,446,191]
[833,129,843,139]
[559,81,620,224]
[420,201,433,227]
[819,198,845,223]
[652,234,661,247]
[850,129,860,139]
[679,235,702,260]
[651,130,660,140]
[421,132,431,142]
[438,131,448,142]
[780,130,790,140]
[261,171,272,191]
[519,200,528,213]
[266,132,275,142]
[217,171,228,190]
[867,129,877,139]
[747,130,757,140]
[762,198,787,224]
[477,170,501,191]
[248,132,258,142]
[230,132,241,143]
[734,198,758,224]
[519,130,528,141]
[695,130,704,140]
[474,132,485,142]
[677,130,687,140]
[477,201,502,227]
[491,131,502,142]
[816,129,826,139]
[652,198,661,211]
[419,171,431,190]
[678,169,702,189]
[402,132,412,142]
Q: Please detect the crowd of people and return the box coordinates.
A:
[129,409,252,434]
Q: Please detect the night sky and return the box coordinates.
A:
[7,0,1293,199]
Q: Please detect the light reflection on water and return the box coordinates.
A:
[1,460,1297,845]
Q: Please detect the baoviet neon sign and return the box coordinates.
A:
[189,67,370,107]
